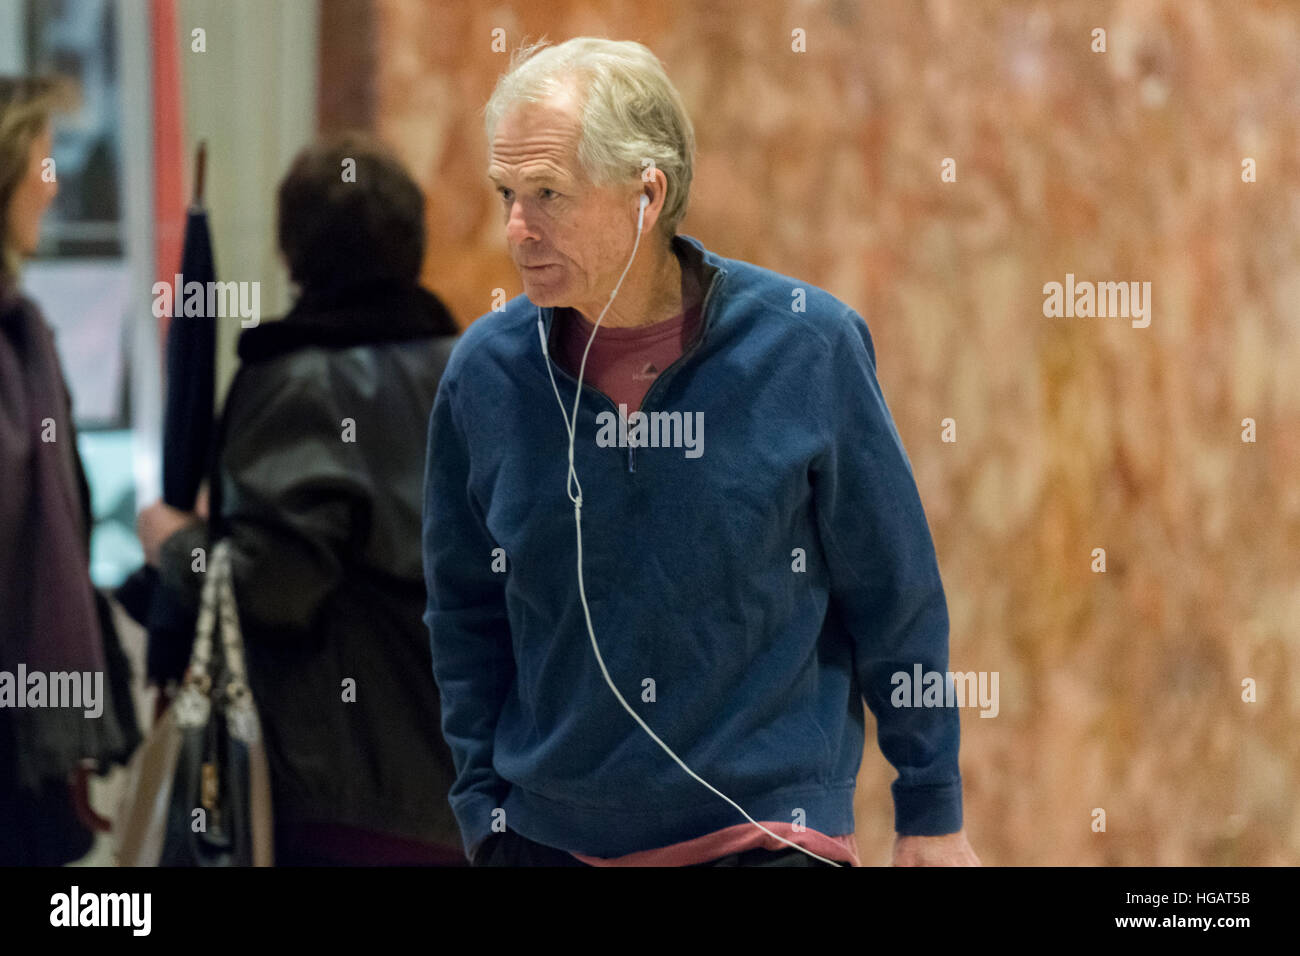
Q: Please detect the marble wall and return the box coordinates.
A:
[359,0,1300,865]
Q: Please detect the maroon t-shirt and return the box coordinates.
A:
[553,260,703,414]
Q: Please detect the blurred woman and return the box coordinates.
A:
[137,133,465,865]
[0,76,134,865]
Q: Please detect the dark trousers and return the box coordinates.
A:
[474,829,844,867]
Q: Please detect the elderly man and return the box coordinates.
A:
[423,37,979,867]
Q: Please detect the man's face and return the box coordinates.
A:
[488,87,639,310]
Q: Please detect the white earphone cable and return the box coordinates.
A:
[537,195,842,867]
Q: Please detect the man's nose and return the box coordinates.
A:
[505,200,535,246]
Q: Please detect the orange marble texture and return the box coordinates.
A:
[367,0,1300,865]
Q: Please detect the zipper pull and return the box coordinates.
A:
[628,445,635,473]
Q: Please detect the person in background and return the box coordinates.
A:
[136,133,465,865]
[0,75,137,865]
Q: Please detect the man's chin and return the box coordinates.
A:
[521,280,567,308]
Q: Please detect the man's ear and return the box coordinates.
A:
[636,169,669,231]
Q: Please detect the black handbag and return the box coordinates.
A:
[158,540,273,866]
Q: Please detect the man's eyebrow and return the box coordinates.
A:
[487,170,564,187]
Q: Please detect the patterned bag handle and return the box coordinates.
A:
[214,541,261,744]
[174,540,262,745]
[173,541,222,729]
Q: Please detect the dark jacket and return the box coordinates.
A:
[158,278,462,849]
[0,284,139,865]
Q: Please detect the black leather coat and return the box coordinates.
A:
[157,279,462,848]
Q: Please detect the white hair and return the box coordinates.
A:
[484,37,695,238]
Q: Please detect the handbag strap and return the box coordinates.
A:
[174,540,261,744]
[213,541,261,744]
[174,540,223,728]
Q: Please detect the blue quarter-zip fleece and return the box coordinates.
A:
[422,234,962,861]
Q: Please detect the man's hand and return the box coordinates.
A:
[136,500,200,567]
[892,829,980,866]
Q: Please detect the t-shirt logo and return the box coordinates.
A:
[632,362,659,381]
